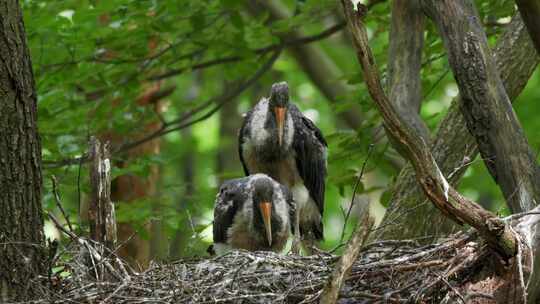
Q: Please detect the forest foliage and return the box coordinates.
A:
[27,0,540,258]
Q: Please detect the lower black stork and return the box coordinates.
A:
[238,82,327,250]
[212,174,295,254]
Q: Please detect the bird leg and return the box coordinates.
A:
[300,239,315,256]
[291,210,302,254]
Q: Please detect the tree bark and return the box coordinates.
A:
[376,14,539,241]
[88,137,116,250]
[388,0,430,143]
[0,0,46,300]
[423,0,540,213]
[515,0,540,54]
[341,0,517,258]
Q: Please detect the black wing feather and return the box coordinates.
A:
[291,106,327,216]
[280,184,296,234]
[212,180,246,243]
[238,109,254,176]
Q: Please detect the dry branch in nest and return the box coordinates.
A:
[35,230,514,304]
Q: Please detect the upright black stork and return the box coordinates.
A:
[238,82,327,247]
[212,174,295,254]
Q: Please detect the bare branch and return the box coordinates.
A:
[338,144,374,245]
[43,51,281,169]
[50,176,74,233]
[320,215,374,304]
[116,50,281,154]
[422,0,540,214]
[146,22,345,81]
[340,0,516,257]
[377,14,539,241]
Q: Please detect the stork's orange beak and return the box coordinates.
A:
[259,201,272,246]
[274,106,286,147]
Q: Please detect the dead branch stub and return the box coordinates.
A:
[88,137,117,250]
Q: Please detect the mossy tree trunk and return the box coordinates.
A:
[0,0,46,300]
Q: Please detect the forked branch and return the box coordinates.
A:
[340,0,516,258]
[377,14,539,241]
[422,0,540,214]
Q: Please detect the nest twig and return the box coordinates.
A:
[36,231,486,303]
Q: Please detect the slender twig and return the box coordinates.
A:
[77,153,84,228]
[505,211,540,221]
[338,144,374,245]
[51,176,74,233]
[43,50,281,169]
[47,211,78,240]
[146,23,344,81]
[34,230,499,303]
[423,68,450,99]
[116,50,281,154]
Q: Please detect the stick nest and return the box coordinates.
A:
[35,232,486,303]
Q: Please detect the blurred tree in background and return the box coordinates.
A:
[28,0,537,263]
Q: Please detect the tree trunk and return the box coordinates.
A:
[423,0,540,214]
[515,0,540,54]
[388,0,430,143]
[376,14,539,241]
[0,0,46,300]
[341,0,517,258]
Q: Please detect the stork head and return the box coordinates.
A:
[252,177,275,247]
[269,82,289,147]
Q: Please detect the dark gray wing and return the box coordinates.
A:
[280,184,296,234]
[238,108,254,176]
[212,179,248,243]
[291,105,327,216]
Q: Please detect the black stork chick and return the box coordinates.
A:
[238,82,327,247]
[212,174,295,254]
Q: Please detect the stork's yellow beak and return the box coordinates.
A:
[259,201,272,246]
[274,106,286,147]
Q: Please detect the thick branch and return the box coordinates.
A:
[423,0,540,214]
[515,0,540,54]
[377,14,539,240]
[341,0,516,257]
[320,216,374,304]
[388,0,430,143]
